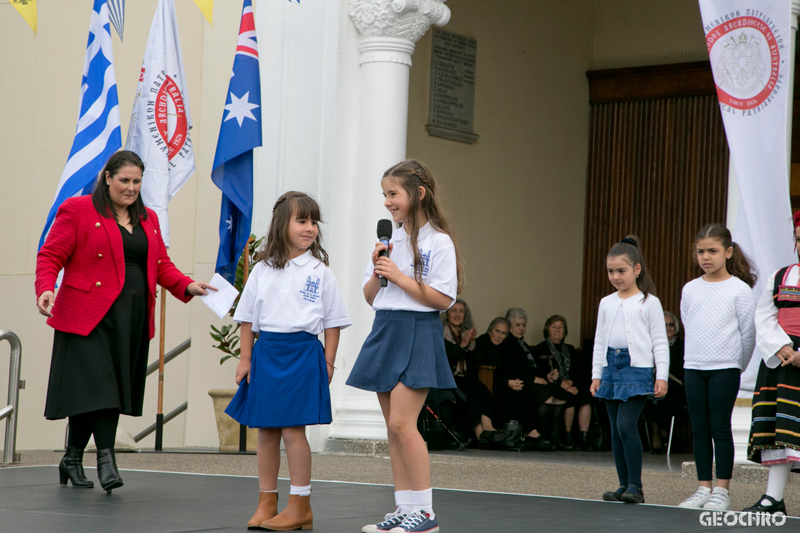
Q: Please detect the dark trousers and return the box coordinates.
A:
[684,368,740,481]
[454,375,493,430]
[606,397,647,489]
[68,408,120,450]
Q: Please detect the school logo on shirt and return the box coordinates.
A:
[300,276,321,303]
[410,249,432,277]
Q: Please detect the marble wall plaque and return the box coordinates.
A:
[427,28,479,143]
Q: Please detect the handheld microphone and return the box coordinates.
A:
[377,219,393,288]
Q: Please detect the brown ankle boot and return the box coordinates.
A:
[247,492,279,529]
[260,493,313,531]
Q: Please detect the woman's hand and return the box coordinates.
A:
[37,291,55,317]
[781,349,800,367]
[374,256,402,284]
[560,380,572,391]
[567,386,579,395]
[508,379,523,391]
[234,358,251,385]
[533,376,548,385]
[461,327,477,347]
[186,281,218,296]
[372,242,393,266]
[590,379,601,396]
[546,369,559,383]
[654,379,668,399]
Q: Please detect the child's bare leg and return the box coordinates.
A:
[378,391,411,491]
[282,426,311,486]
[257,428,282,491]
[387,383,430,490]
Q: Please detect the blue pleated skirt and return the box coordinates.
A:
[595,347,654,402]
[346,310,457,393]
[225,331,331,428]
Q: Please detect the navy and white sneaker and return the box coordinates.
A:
[389,510,439,533]
[362,509,407,533]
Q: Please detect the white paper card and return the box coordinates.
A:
[201,273,240,319]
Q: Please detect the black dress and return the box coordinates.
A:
[492,335,549,432]
[531,341,593,407]
[45,223,150,420]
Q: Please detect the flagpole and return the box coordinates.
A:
[238,236,255,453]
[156,287,167,452]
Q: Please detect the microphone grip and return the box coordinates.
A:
[378,239,390,287]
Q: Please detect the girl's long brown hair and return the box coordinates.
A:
[383,160,464,293]
[695,223,757,287]
[607,234,655,300]
[255,191,329,269]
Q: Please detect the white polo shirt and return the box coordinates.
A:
[234,251,352,335]
[362,222,458,312]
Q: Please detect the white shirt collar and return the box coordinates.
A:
[394,221,435,242]
[290,250,315,266]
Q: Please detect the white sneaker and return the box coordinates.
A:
[678,487,711,508]
[703,487,732,510]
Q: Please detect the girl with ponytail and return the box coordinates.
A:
[590,235,670,504]
[677,223,756,511]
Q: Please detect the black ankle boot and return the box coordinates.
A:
[58,447,94,488]
[96,449,124,494]
[562,432,575,451]
[579,431,590,451]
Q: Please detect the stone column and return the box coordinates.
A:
[325,0,450,448]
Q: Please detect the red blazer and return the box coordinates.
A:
[35,196,194,338]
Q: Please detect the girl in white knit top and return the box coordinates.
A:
[678,224,756,512]
[590,235,669,504]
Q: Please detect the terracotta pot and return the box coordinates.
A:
[208,389,258,452]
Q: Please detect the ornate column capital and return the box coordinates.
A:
[793,0,800,30]
[350,0,450,46]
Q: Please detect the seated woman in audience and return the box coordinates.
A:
[494,307,556,450]
[532,315,593,450]
[439,299,504,445]
[644,311,687,453]
[474,317,510,369]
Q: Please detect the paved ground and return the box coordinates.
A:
[5,448,799,516]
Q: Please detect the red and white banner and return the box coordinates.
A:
[126,0,195,247]
[698,1,796,389]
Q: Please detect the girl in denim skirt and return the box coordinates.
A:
[225,192,351,530]
[590,235,670,504]
[348,160,463,533]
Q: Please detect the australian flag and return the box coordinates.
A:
[212,0,262,283]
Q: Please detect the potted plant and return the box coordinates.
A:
[208,236,263,452]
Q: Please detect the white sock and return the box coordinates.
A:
[290,484,311,497]
[412,488,434,518]
[763,463,793,504]
[395,490,413,515]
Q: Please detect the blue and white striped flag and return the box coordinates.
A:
[108,0,125,41]
[38,0,121,249]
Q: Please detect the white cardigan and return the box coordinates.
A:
[592,292,670,381]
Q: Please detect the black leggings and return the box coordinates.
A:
[684,368,740,481]
[606,397,647,489]
[68,409,120,450]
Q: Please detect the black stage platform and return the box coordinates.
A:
[0,466,795,532]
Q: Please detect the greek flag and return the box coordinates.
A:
[212,0,262,283]
[108,0,125,41]
[39,0,121,249]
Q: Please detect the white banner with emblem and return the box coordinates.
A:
[698,1,797,390]
[126,0,195,247]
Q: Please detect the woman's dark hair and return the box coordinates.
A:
[487,317,510,333]
[382,159,464,293]
[695,223,757,287]
[255,191,329,269]
[607,234,655,300]
[91,150,148,224]
[543,314,568,341]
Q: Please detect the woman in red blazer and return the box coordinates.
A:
[35,151,215,493]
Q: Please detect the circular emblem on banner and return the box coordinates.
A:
[154,76,188,161]
[706,16,780,110]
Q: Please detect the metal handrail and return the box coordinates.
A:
[146,338,191,376]
[133,402,188,442]
[0,330,22,464]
